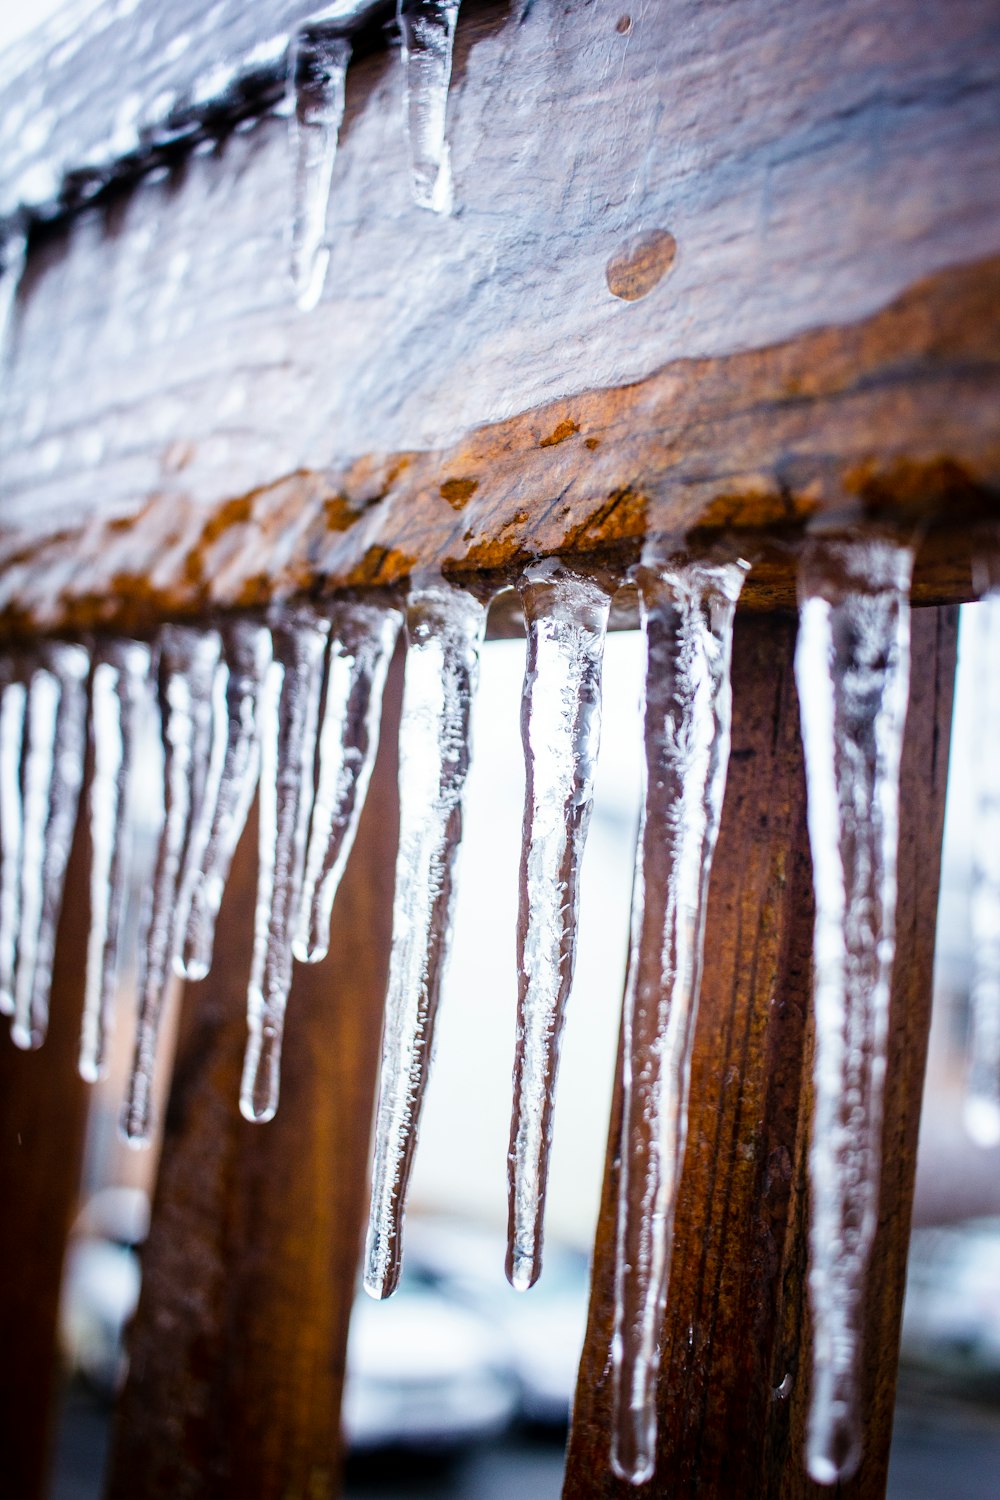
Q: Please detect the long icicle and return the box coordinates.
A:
[288,26,352,311]
[179,620,271,981]
[11,644,89,1050]
[964,591,1000,1146]
[121,626,221,1145]
[0,665,27,1017]
[507,562,610,1292]
[81,641,151,1083]
[795,535,914,1485]
[364,579,486,1299]
[241,606,328,1123]
[611,553,747,1486]
[0,229,26,365]
[398,0,462,214]
[294,601,402,964]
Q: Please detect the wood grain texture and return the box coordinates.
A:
[105,649,401,1500]
[563,604,958,1500]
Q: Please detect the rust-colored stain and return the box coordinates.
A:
[324,494,362,532]
[606,229,677,302]
[439,477,479,509]
[539,419,580,448]
[584,437,602,451]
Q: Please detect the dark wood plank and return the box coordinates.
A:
[564,604,958,1499]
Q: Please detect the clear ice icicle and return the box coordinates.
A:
[964,592,1000,1147]
[364,580,486,1299]
[294,602,401,963]
[795,535,914,1486]
[288,28,352,311]
[81,641,151,1083]
[507,562,610,1292]
[398,0,461,213]
[121,627,221,1145]
[0,667,27,1017]
[0,230,26,364]
[11,645,89,1051]
[611,554,747,1486]
[241,607,328,1123]
[180,620,271,981]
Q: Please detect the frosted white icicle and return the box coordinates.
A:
[611,553,748,1487]
[241,607,328,1124]
[398,0,461,213]
[11,645,89,1051]
[507,562,610,1292]
[121,626,221,1146]
[964,593,1000,1147]
[364,580,486,1299]
[795,535,914,1486]
[288,28,352,311]
[81,641,151,1083]
[294,601,401,963]
[0,230,26,365]
[180,620,271,981]
[0,667,27,1017]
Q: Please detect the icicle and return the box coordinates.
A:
[0,667,27,1017]
[507,562,610,1292]
[81,641,151,1083]
[179,620,271,981]
[795,535,914,1486]
[964,592,1000,1147]
[0,229,26,364]
[121,626,221,1145]
[241,606,328,1123]
[288,27,352,311]
[398,0,461,213]
[364,579,486,1299]
[11,645,89,1051]
[611,552,748,1486]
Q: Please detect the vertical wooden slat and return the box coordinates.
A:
[564,605,958,1499]
[106,648,402,1500]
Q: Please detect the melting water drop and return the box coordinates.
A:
[121,626,221,1145]
[179,620,271,981]
[294,601,402,964]
[288,27,352,311]
[611,553,747,1486]
[507,562,610,1292]
[964,592,1000,1147]
[364,579,486,1299]
[795,535,914,1486]
[81,641,152,1083]
[0,230,26,364]
[398,0,461,213]
[11,645,89,1051]
[0,666,27,1017]
[241,607,328,1124]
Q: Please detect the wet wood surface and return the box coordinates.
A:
[563,604,958,1500]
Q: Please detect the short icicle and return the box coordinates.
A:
[364,578,486,1299]
[294,601,402,963]
[0,664,27,1016]
[81,641,152,1083]
[398,0,462,213]
[507,562,610,1292]
[611,551,748,1486]
[964,591,1000,1147]
[179,620,271,981]
[11,645,89,1051]
[0,229,26,363]
[288,26,352,311]
[795,534,914,1485]
[241,606,328,1123]
[121,626,221,1145]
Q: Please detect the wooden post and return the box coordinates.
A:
[105,648,402,1500]
[564,605,958,1499]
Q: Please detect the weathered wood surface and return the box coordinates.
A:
[1,0,998,638]
[105,650,401,1500]
[563,604,958,1499]
[0,798,92,1500]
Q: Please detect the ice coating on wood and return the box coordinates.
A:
[0,668,26,1017]
[398,0,461,213]
[11,645,89,1051]
[364,580,486,1299]
[241,606,328,1123]
[964,593,1000,1147]
[121,626,221,1145]
[294,601,401,963]
[180,620,271,981]
[611,554,747,1486]
[507,562,610,1292]
[288,29,352,311]
[795,535,914,1486]
[81,640,152,1083]
[0,230,25,366]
